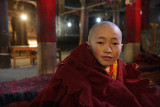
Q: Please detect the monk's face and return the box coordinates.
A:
[88,25,123,68]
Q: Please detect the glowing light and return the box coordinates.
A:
[96,17,102,23]
[67,22,72,27]
[28,40,37,47]
[140,10,142,15]
[21,14,28,21]
[79,23,81,27]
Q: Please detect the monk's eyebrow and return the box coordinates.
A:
[111,37,119,40]
[112,37,122,43]
[97,36,105,39]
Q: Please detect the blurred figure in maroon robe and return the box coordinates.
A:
[29,21,160,107]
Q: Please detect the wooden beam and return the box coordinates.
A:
[60,9,79,15]
[8,9,20,15]
[23,1,37,7]
[12,0,37,7]
[60,1,107,15]
[88,2,106,9]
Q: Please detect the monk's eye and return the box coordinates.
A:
[97,42,104,45]
[113,43,119,45]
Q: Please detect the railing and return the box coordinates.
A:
[11,46,37,68]
[11,46,62,68]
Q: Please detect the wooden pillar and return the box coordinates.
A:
[141,0,150,30]
[141,0,150,51]
[79,0,88,44]
[112,5,118,25]
[11,17,16,45]
[58,0,65,13]
[152,26,156,53]
[0,0,11,68]
[37,0,57,74]
[124,0,141,63]
[150,23,158,53]
[113,10,117,25]
[20,21,27,45]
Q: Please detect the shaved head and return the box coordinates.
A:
[87,21,123,67]
[88,21,122,44]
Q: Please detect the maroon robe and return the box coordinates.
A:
[29,43,160,107]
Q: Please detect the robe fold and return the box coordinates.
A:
[29,43,160,107]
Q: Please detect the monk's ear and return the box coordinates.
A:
[86,42,92,51]
[86,42,89,46]
[121,44,123,51]
[86,42,90,49]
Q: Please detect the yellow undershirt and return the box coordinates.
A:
[105,60,118,80]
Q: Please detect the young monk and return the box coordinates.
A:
[29,21,160,107]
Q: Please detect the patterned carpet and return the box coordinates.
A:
[0,74,53,106]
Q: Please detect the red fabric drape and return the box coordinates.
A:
[125,0,141,43]
[37,0,56,42]
[29,43,160,107]
[141,0,150,30]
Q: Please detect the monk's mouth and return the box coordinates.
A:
[101,56,112,60]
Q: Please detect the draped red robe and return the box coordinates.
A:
[29,43,160,107]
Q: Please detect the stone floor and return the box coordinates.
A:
[0,50,71,82]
